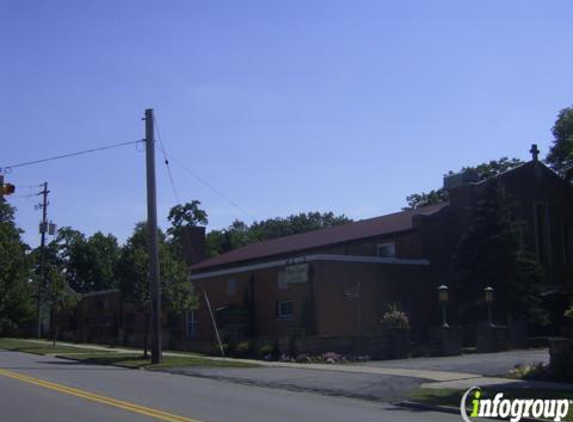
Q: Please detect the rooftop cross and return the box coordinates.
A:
[530,143,540,161]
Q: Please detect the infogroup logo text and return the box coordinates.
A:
[460,387,571,422]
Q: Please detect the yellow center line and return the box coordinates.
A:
[0,368,208,422]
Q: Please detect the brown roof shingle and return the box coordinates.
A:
[191,203,447,271]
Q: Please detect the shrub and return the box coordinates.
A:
[565,302,573,322]
[235,341,251,357]
[211,342,229,356]
[507,363,549,380]
[257,342,276,359]
[380,303,410,329]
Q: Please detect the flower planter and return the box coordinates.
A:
[387,328,410,359]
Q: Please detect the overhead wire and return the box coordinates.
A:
[152,114,255,222]
[153,114,181,204]
[8,193,37,199]
[2,120,256,222]
[1,139,143,172]
[165,152,257,222]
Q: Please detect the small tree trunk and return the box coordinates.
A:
[143,312,149,359]
[51,305,57,347]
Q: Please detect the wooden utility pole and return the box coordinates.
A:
[37,182,49,338]
[145,109,162,364]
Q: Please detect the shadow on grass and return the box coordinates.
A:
[57,354,149,368]
[410,389,464,407]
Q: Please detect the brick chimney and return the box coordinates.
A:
[182,226,206,266]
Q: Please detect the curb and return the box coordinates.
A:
[395,400,461,415]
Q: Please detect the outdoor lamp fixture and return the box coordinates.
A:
[438,285,449,328]
[484,286,494,327]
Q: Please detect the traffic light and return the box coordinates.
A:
[2,183,15,196]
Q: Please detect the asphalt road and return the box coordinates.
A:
[0,351,466,422]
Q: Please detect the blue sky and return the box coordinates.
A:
[2,0,572,247]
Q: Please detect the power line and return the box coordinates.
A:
[9,193,37,199]
[17,183,43,188]
[1,139,143,172]
[153,114,181,204]
[152,115,254,222]
[166,152,257,222]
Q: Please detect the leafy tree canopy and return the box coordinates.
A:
[0,202,34,331]
[206,212,352,257]
[167,201,208,235]
[52,227,120,293]
[546,105,573,180]
[404,157,524,210]
[117,222,195,315]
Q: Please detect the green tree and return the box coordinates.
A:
[117,222,195,357]
[466,157,524,180]
[206,220,250,256]
[546,105,573,180]
[82,232,120,291]
[249,212,352,242]
[0,202,34,333]
[45,267,77,345]
[30,237,69,337]
[53,227,86,292]
[205,212,352,257]
[53,227,120,293]
[404,189,448,210]
[404,157,524,209]
[167,201,208,232]
[453,179,547,325]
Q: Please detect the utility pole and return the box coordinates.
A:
[0,175,4,204]
[37,182,49,338]
[145,108,162,364]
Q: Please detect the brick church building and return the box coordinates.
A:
[188,146,573,349]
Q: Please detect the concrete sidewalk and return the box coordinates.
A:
[24,339,478,382]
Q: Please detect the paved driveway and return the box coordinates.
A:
[165,349,550,402]
[358,348,549,377]
[165,366,427,402]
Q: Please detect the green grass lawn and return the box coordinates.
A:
[0,338,92,355]
[410,388,573,421]
[56,352,257,369]
[0,337,257,369]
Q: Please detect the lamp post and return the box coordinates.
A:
[484,286,494,327]
[438,285,449,328]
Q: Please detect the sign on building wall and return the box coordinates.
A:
[285,263,309,284]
